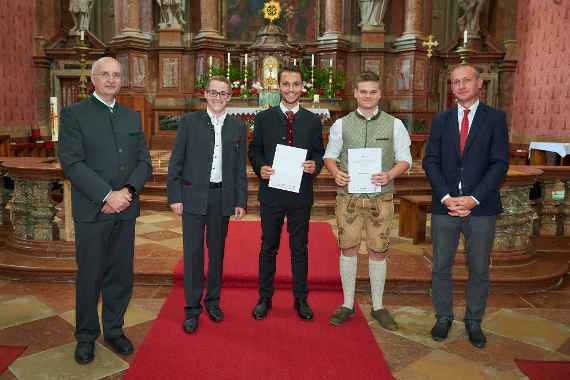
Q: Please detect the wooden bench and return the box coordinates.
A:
[398,195,432,244]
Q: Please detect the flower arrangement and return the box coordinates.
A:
[298,63,345,98]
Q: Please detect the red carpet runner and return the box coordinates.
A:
[515,359,570,380]
[0,345,26,375]
[126,221,394,380]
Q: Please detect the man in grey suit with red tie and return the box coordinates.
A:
[422,63,509,348]
[248,66,324,321]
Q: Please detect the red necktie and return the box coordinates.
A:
[460,109,470,156]
[285,111,295,145]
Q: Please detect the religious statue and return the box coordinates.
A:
[458,0,487,36]
[69,0,95,33]
[359,0,390,28]
[156,0,186,29]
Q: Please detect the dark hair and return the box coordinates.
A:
[354,71,380,88]
[206,75,231,89]
[450,63,481,78]
[278,65,303,84]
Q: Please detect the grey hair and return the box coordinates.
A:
[91,57,120,76]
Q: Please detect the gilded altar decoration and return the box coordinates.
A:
[262,56,279,90]
[263,1,282,23]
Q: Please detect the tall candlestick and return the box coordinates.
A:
[293,58,297,66]
[80,30,84,41]
[463,30,467,45]
[226,52,231,80]
[311,54,314,67]
[209,56,213,67]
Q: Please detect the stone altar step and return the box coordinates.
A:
[140,166,338,216]
[0,231,567,293]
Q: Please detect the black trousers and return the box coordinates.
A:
[74,218,136,342]
[182,187,229,317]
[431,214,496,322]
[258,203,311,300]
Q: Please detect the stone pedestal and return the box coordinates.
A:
[361,26,386,48]
[158,29,183,47]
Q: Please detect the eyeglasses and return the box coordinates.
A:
[451,78,473,87]
[93,72,121,80]
[206,90,232,98]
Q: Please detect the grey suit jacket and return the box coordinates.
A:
[167,110,248,216]
[58,96,153,222]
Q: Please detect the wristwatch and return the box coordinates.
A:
[124,184,137,197]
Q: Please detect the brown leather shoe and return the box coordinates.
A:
[371,308,399,331]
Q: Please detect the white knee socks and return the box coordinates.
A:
[339,255,357,309]
[369,258,387,311]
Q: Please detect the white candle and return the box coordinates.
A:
[463,30,468,45]
[227,52,230,64]
[293,58,297,66]
[244,53,248,66]
[311,54,314,67]
[80,30,84,41]
[330,58,333,67]
[209,56,213,67]
[50,97,58,142]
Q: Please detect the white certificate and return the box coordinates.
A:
[269,144,308,193]
[348,148,382,194]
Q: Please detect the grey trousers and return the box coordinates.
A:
[431,213,496,322]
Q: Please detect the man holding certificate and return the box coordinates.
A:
[248,66,325,321]
[324,71,411,330]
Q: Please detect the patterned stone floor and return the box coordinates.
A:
[1,210,569,379]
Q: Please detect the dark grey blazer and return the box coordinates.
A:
[167,110,248,216]
[58,96,152,222]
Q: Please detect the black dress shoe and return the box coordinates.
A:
[75,341,95,365]
[431,319,453,342]
[104,334,134,356]
[465,321,486,349]
[183,316,199,333]
[294,298,314,321]
[252,298,272,320]
[206,305,224,322]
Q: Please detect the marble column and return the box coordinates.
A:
[538,179,559,236]
[320,0,342,40]
[0,171,10,225]
[559,180,570,236]
[196,0,223,40]
[393,0,426,49]
[113,0,149,39]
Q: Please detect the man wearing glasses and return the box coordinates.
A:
[168,76,248,334]
[58,57,152,364]
[248,66,324,321]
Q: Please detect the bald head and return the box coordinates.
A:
[90,57,122,102]
[91,57,121,77]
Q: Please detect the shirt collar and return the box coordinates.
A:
[356,107,381,121]
[459,99,479,115]
[206,108,227,125]
[93,91,116,110]
[280,102,300,115]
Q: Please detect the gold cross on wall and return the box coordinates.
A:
[422,35,439,59]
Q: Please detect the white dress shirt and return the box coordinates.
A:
[207,108,227,183]
[323,107,413,168]
[279,102,300,115]
[441,100,481,205]
[93,91,116,111]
